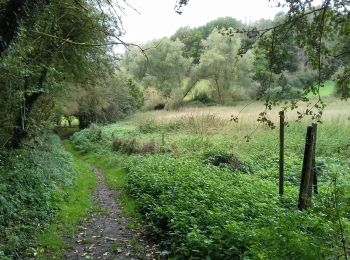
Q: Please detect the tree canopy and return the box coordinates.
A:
[192,29,256,103]
[123,38,191,96]
[0,0,132,148]
[176,0,350,123]
[171,17,243,63]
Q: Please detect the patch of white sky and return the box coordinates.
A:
[119,0,284,43]
[116,0,323,53]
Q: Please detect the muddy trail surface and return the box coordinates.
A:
[64,166,157,259]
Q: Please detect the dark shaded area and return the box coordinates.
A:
[54,127,80,140]
[0,0,49,55]
[154,103,165,110]
[204,152,252,173]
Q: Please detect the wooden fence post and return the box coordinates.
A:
[312,123,318,194]
[279,111,285,196]
[298,125,315,210]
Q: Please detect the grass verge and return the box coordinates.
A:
[36,141,97,259]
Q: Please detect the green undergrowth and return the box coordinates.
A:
[124,155,348,259]
[0,136,76,259]
[35,141,97,259]
[69,113,350,259]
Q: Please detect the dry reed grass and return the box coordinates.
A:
[130,99,349,142]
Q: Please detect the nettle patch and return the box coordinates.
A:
[123,155,345,259]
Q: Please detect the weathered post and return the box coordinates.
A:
[161,132,165,147]
[307,125,317,200]
[312,123,318,194]
[298,125,315,210]
[279,111,285,196]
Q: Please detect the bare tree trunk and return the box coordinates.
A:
[214,77,223,104]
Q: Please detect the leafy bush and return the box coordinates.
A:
[74,72,142,129]
[112,135,156,154]
[120,138,139,154]
[165,89,184,111]
[70,124,103,153]
[124,155,346,259]
[267,85,302,100]
[0,136,75,258]
[124,76,144,110]
[112,135,124,151]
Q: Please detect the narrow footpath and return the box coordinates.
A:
[64,166,157,259]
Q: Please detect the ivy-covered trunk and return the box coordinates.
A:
[0,0,49,54]
[9,69,47,148]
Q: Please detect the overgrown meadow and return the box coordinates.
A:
[70,99,350,259]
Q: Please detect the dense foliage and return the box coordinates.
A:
[192,29,257,103]
[0,0,140,148]
[225,0,350,121]
[123,38,192,97]
[122,10,343,109]
[72,72,143,129]
[0,136,75,258]
[125,155,347,259]
[1,0,350,258]
[171,17,243,64]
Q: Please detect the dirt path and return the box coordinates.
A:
[64,166,157,259]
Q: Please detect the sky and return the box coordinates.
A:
[119,0,286,45]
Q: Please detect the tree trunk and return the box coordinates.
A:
[9,68,47,148]
[298,125,315,210]
[67,117,72,127]
[214,77,223,104]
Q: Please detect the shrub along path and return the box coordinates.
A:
[64,165,155,259]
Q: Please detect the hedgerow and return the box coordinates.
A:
[0,136,75,258]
